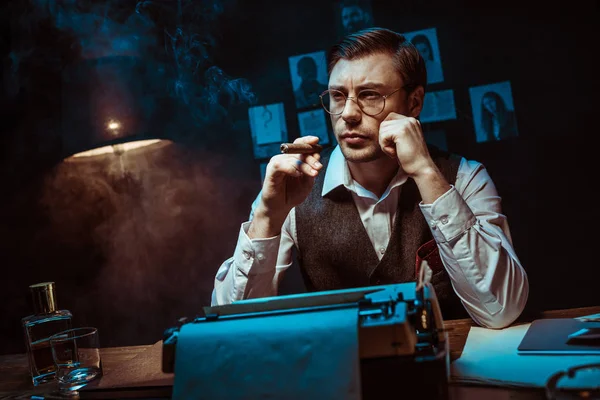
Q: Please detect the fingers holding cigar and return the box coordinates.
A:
[279,143,322,176]
[269,153,321,178]
[271,136,322,178]
[292,136,322,175]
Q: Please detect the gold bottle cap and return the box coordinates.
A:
[29,282,57,314]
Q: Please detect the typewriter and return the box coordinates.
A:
[162,282,449,399]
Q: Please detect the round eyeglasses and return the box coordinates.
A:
[319,87,408,117]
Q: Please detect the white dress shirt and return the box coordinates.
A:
[212,146,529,328]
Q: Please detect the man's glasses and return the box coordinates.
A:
[319,86,410,117]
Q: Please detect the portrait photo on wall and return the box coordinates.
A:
[334,0,374,38]
[248,102,288,159]
[403,27,444,85]
[420,89,457,124]
[469,81,519,143]
[298,109,330,146]
[288,51,329,110]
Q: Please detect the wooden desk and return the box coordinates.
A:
[1,306,598,399]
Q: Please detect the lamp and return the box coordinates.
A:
[60,54,172,161]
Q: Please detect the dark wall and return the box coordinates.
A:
[2,0,598,355]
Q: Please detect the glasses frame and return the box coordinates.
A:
[319,85,413,117]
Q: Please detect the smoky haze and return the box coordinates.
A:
[1,0,260,351]
[39,143,258,346]
[6,0,255,135]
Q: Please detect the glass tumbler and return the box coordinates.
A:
[49,327,103,396]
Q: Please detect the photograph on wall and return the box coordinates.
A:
[248,102,288,159]
[420,89,456,123]
[469,81,519,143]
[403,27,444,84]
[297,109,330,146]
[423,129,448,151]
[334,0,374,38]
[288,51,328,110]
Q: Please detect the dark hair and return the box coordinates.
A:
[327,27,427,91]
[480,91,509,140]
[410,34,433,60]
[297,56,317,75]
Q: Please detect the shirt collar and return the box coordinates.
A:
[322,146,351,196]
[322,145,408,200]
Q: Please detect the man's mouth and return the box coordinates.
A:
[340,132,368,139]
[340,132,369,145]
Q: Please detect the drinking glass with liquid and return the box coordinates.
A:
[49,327,103,396]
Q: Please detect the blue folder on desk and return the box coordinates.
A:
[518,318,600,355]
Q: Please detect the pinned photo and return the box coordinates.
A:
[403,28,444,84]
[297,109,330,145]
[469,81,519,143]
[420,89,456,124]
[248,103,288,159]
[334,0,374,38]
[288,51,328,110]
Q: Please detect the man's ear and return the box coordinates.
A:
[409,86,425,118]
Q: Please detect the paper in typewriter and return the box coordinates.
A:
[172,306,361,400]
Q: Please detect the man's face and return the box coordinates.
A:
[341,6,365,34]
[328,53,412,163]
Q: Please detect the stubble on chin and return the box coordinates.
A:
[334,118,384,163]
[338,141,384,163]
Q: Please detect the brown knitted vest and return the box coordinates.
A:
[295,146,468,319]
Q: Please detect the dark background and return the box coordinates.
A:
[1,0,598,355]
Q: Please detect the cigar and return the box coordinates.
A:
[280,143,323,154]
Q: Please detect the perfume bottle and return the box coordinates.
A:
[21,282,73,386]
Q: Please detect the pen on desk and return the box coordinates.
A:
[280,143,323,154]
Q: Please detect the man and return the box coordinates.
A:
[293,55,328,109]
[212,28,528,328]
[339,0,372,36]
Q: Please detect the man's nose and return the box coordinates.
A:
[341,97,362,123]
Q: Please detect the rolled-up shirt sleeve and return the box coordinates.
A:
[419,158,528,328]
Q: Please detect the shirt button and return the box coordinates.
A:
[430,220,437,229]
[379,248,385,255]
[440,216,449,225]
[256,253,265,261]
[242,251,252,260]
